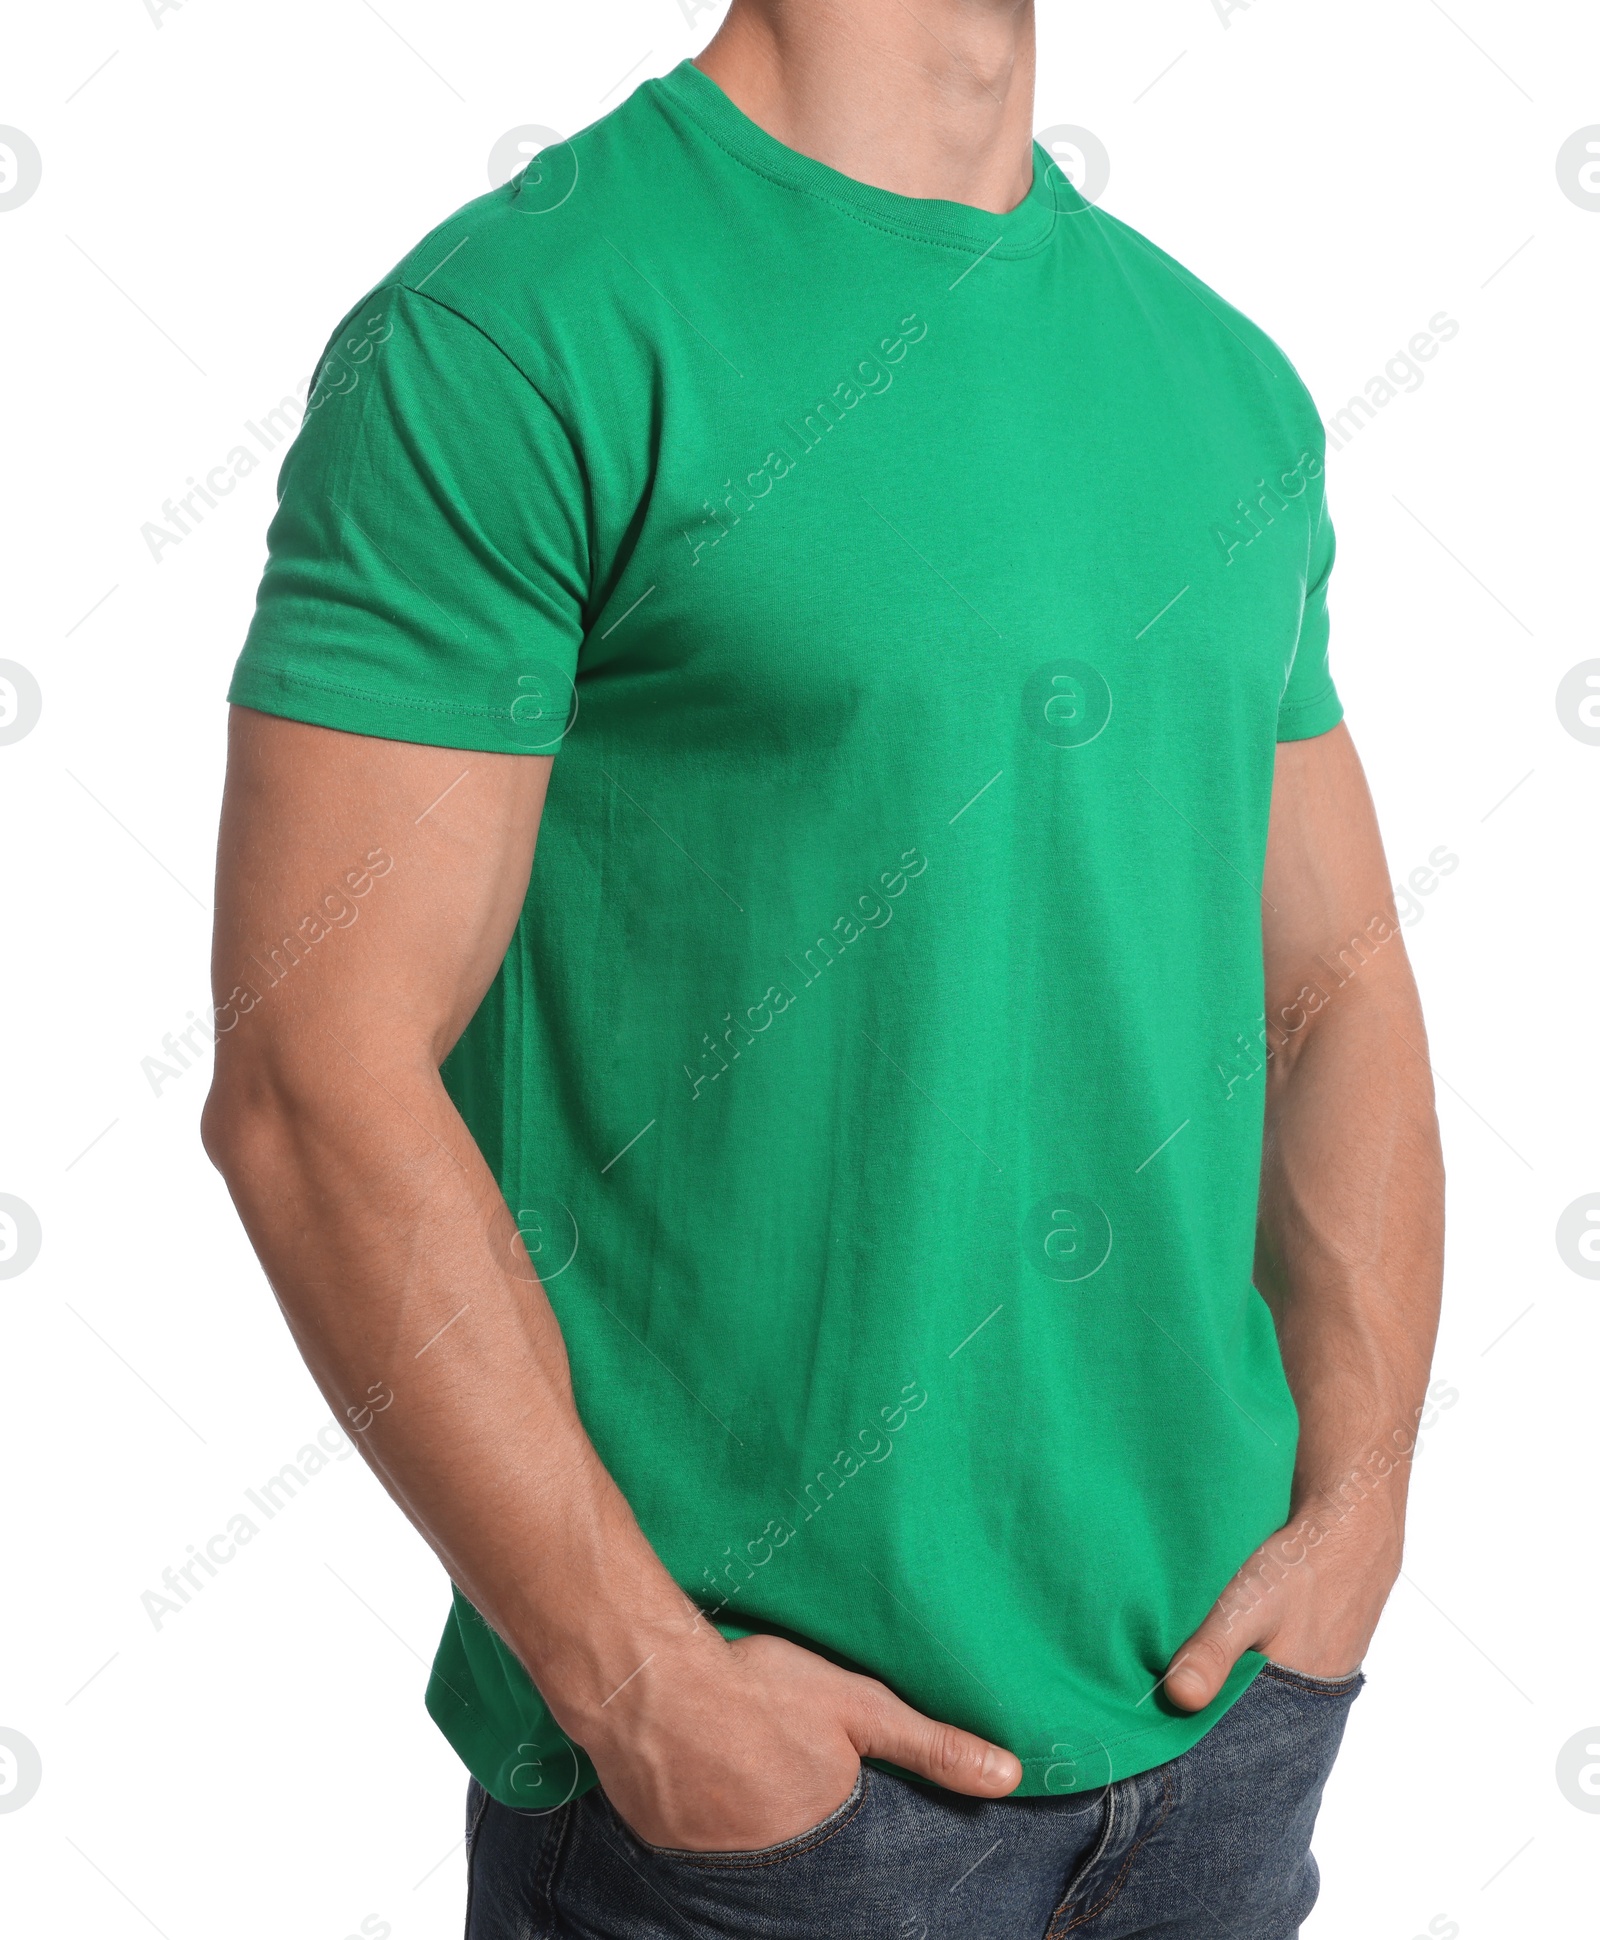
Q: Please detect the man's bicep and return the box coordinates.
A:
[1261,723,1401,1025]
[211,707,549,1072]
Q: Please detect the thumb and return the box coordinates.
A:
[1164,1589,1263,1712]
[845,1680,1021,1797]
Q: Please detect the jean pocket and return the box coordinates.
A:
[1258,1658,1365,1699]
[609,1767,869,1870]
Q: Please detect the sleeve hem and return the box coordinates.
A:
[227,662,566,756]
[1275,684,1344,743]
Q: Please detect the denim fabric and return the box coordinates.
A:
[464,1661,1361,1940]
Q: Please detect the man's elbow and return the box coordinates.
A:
[200,1041,317,1185]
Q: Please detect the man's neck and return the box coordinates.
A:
[695,0,1037,216]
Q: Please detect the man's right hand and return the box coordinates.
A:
[572,1630,1021,1852]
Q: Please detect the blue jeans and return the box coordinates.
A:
[464,1662,1361,1939]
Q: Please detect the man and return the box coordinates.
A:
[204,1,1444,1933]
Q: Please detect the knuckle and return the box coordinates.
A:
[1179,1636,1231,1680]
[928,1726,980,1783]
[847,1674,893,1720]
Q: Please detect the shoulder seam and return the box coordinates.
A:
[385,279,576,434]
[1091,208,1288,385]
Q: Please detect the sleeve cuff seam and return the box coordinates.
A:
[1275,685,1343,742]
[231,664,510,723]
[1276,683,1338,722]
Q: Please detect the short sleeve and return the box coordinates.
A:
[229,284,589,754]
[1275,474,1343,742]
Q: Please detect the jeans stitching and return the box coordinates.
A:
[528,1797,575,1940]
[462,1783,492,1939]
[1050,1761,1177,1935]
[1040,1786,1115,1940]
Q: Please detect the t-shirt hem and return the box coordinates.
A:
[1275,685,1344,742]
[227,662,561,755]
[428,1646,1270,1809]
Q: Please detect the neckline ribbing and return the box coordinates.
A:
[653,58,1074,258]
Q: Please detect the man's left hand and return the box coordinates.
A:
[1162,1496,1404,1711]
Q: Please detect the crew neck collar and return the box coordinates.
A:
[655,58,1073,257]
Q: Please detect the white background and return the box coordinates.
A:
[3,1,1597,1935]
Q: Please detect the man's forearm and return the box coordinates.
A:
[1163,728,1446,1704]
[203,1052,704,1736]
[1255,963,1445,1542]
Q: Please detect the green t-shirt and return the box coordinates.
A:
[231,59,1342,1805]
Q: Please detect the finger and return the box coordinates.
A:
[1163,1580,1269,1712]
[843,1680,1021,1797]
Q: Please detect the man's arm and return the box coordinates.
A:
[202,707,1021,1845]
[1165,722,1445,1706]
